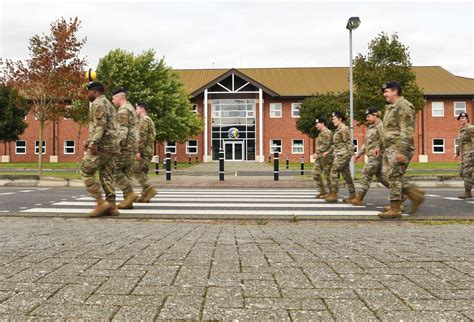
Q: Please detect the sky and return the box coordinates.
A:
[1,0,473,78]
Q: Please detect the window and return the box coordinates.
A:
[270,103,282,118]
[454,102,467,117]
[186,140,198,154]
[165,141,176,154]
[353,139,358,154]
[454,138,460,156]
[15,140,26,154]
[292,139,304,154]
[270,139,282,154]
[64,140,75,154]
[191,104,198,114]
[432,138,445,154]
[291,103,301,118]
[35,140,46,154]
[431,102,444,117]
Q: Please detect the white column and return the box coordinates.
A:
[203,89,209,162]
[258,88,263,162]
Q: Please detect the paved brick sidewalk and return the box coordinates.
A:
[0,218,473,320]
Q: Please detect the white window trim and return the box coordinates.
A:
[64,140,75,155]
[34,140,46,155]
[454,138,460,156]
[432,138,445,154]
[291,139,304,154]
[431,101,444,117]
[453,101,467,117]
[165,141,177,155]
[353,139,359,154]
[291,103,301,118]
[15,140,27,155]
[191,104,198,115]
[270,139,283,154]
[270,103,282,118]
[186,140,198,155]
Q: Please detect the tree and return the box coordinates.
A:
[0,84,28,143]
[296,92,349,138]
[96,49,203,143]
[3,17,87,176]
[353,32,424,123]
[64,98,89,170]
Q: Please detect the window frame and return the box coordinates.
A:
[432,138,445,154]
[186,140,198,155]
[270,103,282,118]
[34,140,46,155]
[453,101,467,117]
[270,139,283,155]
[431,101,445,117]
[291,139,304,154]
[15,140,27,155]
[291,103,301,118]
[64,140,75,155]
[454,138,460,156]
[353,139,359,154]
[165,141,177,155]
[191,104,198,115]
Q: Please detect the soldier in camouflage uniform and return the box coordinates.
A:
[133,103,157,203]
[456,112,474,199]
[312,117,334,198]
[111,88,139,210]
[351,108,389,205]
[379,81,424,219]
[81,82,121,217]
[325,111,356,203]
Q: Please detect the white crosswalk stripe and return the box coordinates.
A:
[20,189,381,217]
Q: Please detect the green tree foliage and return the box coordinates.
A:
[0,84,27,142]
[353,32,424,123]
[296,92,349,138]
[96,49,203,142]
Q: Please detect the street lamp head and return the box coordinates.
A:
[346,17,361,30]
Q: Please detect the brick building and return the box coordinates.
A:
[1,66,473,163]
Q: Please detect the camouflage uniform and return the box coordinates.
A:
[328,123,355,195]
[312,127,334,193]
[113,101,139,198]
[381,97,416,201]
[133,114,156,193]
[80,95,120,202]
[358,121,389,193]
[457,123,474,192]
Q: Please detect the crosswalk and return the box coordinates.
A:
[20,189,384,218]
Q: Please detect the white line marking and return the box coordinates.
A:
[19,207,27,209]
[426,194,441,197]
[37,188,50,191]
[76,197,325,202]
[116,191,318,196]
[0,210,8,213]
[0,192,15,195]
[19,190,34,193]
[444,197,461,201]
[35,204,42,206]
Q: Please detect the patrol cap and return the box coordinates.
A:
[332,111,346,121]
[315,117,327,125]
[381,81,402,94]
[111,87,127,96]
[365,107,380,115]
[86,81,104,92]
[457,112,469,120]
[137,102,150,110]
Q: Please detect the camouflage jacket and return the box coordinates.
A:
[315,127,333,156]
[359,121,383,157]
[117,101,139,152]
[458,124,474,156]
[329,123,354,156]
[88,95,120,153]
[382,97,415,153]
[138,115,156,157]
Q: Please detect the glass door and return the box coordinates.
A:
[224,142,244,161]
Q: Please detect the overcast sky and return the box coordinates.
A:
[1,0,472,78]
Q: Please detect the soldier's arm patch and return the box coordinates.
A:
[117,111,129,126]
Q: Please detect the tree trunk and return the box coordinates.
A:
[75,124,83,173]
[38,122,43,177]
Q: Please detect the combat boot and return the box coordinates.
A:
[378,201,402,219]
[350,191,366,206]
[118,192,138,209]
[383,195,407,211]
[406,186,425,215]
[315,186,327,199]
[88,200,111,218]
[135,195,144,203]
[324,192,338,203]
[343,193,356,203]
[458,190,472,199]
[141,187,157,203]
[106,201,120,216]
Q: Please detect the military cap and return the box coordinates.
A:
[137,102,150,110]
[457,112,469,120]
[111,87,127,96]
[381,81,402,93]
[365,107,380,115]
[86,81,104,92]
[332,111,346,121]
[315,117,327,125]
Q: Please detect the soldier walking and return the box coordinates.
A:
[324,112,356,203]
[456,112,474,199]
[312,117,333,199]
[111,88,139,210]
[133,103,157,203]
[351,108,389,205]
[379,81,424,219]
[81,82,120,217]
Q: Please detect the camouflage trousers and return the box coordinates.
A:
[329,154,355,194]
[382,146,413,201]
[459,153,473,191]
[312,155,333,190]
[113,151,135,197]
[359,155,389,193]
[80,150,117,202]
[133,154,152,193]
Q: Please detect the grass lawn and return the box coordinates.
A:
[0,161,196,169]
[283,161,458,172]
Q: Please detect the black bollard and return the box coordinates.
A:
[300,157,304,175]
[286,155,289,170]
[174,157,177,170]
[188,154,191,165]
[166,152,171,181]
[196,156,198,163]
[274,152,279,181]
[268,154,271,163]
[219,148,224,181]
[155,155,160,175]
